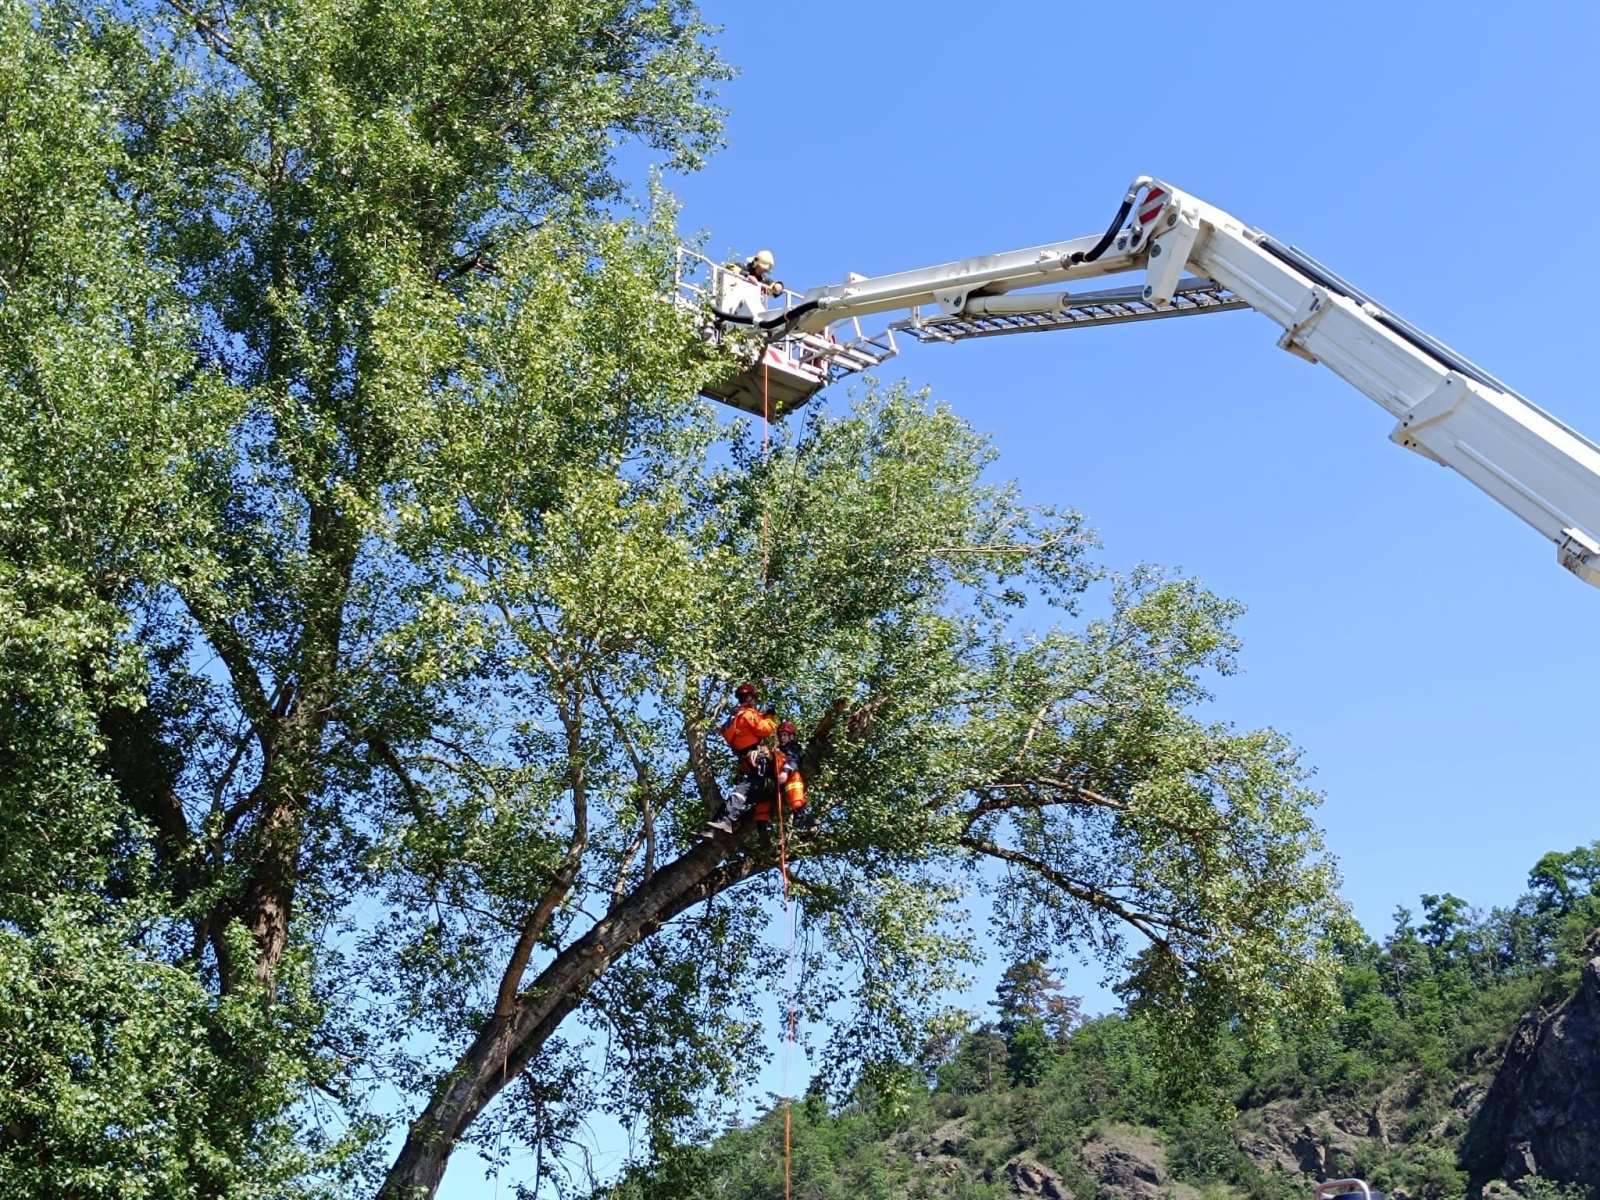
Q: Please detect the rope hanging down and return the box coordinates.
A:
[762,358,795,1199]
[761,359,771,585]
[755,355,793,1196]
[778,793,796,1200]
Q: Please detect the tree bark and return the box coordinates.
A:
[232,497,357,989]
[379,696,870,1197]
[377,829,765,1200]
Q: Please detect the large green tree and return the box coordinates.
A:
[0,1,1348,1196]
[0,5,363,1191]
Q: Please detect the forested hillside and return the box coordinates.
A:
[618,844,1600,1200]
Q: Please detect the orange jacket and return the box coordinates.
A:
[776,749,806,812]
[720,705,777,755]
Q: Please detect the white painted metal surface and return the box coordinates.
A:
[674,248,898,416]
[682,178,1600,587]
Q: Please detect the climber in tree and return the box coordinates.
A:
[748,720,807,838]
[773,721,813,834]
[734,718,815,843]
[705,682,778,834]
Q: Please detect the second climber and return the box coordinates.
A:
[770,720,811,834]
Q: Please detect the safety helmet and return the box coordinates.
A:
[750,249,775,272]
[777,721,797,739]
[734,683,759,702]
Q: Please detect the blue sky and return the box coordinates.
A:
[672,0,1600,933]
[437,4,1600,1193]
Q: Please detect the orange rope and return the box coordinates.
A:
[777,796,795,1200]
[763,358,793,1200]
[761,359,771,585]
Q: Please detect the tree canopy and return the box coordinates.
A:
[0,1,1348,1196]
[634,841,1600,1200]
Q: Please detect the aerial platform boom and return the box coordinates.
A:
[681,178,1600,587]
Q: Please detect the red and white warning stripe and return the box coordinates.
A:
[1137,186,1168,226]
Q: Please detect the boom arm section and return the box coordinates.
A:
[689,178,1600,586]
[1171,188,1600,588]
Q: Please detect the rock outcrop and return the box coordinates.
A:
[919,1119,971,1160]
[914,1118,971,1182]
[1469,950,1600,1187]
[1236,1102,1370,1178]
[1078,1131,1169,1200]
[1007,1156,1074,1200]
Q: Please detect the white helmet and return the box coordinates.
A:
[750,249,775,272]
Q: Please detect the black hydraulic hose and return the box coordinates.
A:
[720,174,1153,333]
[1255,237,1522,399]
[1071,176,1152,265]
[712,298,821,333]
[718,174,1152,335]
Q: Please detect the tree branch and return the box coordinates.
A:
[680,683,724,818]
[493,671,589,1019]
[382,828,771,1197]
[588,669,655,883]
[958,835,1203,951]
[365,731,427,814]
[956,780,1126,819]
[181,589,274,744]
[162,0,236,59]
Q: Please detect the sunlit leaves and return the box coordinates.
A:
[1,0,1350,1189]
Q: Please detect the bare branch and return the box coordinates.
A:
[1002,701,1055,775]
[956,780,1126,819]
[796,697,844,763]
[493,670,589,1019]
[680,680,724,818]
[958,835,1202,951]
[587,669,656,883]
[163,0,236,58]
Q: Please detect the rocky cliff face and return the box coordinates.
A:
[1469,951,1600,1188]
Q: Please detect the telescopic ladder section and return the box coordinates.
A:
[894,277,1247,343]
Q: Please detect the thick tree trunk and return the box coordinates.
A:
[239,685,335,990]
[377,830,765,1200]
[235,500,354,989]
[243,791,301,989]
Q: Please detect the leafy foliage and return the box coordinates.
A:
[0,0,1351,1194]
[641,844,1600,1200]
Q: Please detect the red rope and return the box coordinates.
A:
[763,358,793,1200]
[762,359,771,585]
[778,797,795,1200]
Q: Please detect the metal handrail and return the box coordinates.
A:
[673,247,809,314]
[1315,1180,1374,1200]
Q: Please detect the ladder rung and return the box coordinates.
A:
[893,279,1249,344]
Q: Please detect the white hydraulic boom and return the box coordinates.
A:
[677,177,1600,587]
